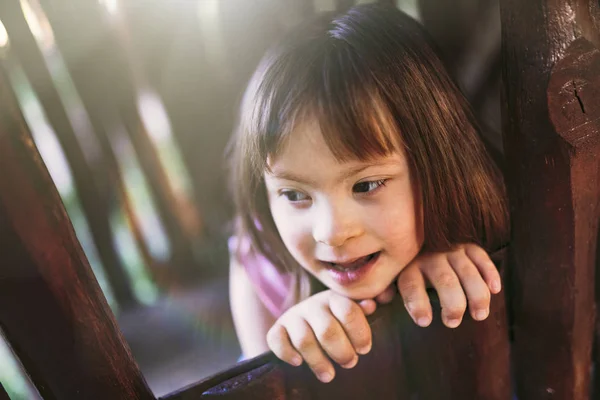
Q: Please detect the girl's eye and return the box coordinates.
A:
[353,179,388,194]
[281,190,310,202]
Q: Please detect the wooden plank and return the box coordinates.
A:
[399,266,510,399]
[0,0,137,307]
[0,383,9,400]
[0,65,154,399]
[500,1,600,398]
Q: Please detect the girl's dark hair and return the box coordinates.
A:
[228,3,509,301]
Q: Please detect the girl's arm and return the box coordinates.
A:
[229,253,276,359]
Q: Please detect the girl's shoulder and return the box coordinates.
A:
[228,234,293,319]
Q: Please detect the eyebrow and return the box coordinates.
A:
[268,161,396,187]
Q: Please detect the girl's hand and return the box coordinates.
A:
[397,243,501,329]
[267,290,375,383]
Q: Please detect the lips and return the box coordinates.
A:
[325,252,379,271]
[321,252,382,286]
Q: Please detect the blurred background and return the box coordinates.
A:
[0,0,502,398]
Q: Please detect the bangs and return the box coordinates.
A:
[243,31,404,174]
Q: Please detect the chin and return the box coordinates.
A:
[328,280,391,301]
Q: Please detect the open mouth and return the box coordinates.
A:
[325,252,380,272]
[322,251,382,286]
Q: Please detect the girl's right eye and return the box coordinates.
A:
[280,190,310,203]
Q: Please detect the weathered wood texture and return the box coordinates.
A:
[0,66,155,399]
[163,251,510,400]
[500,0,600,399]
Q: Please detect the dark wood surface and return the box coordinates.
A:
[0,383,9,400]
[0,66,155,399]
[500,1,600,399]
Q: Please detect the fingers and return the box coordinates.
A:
[421,258,467,328]
[397,244,498,329]
[397,264,432,327]
[280,316,336,383]
[375,284,396,304]
[447,251,491,321]
[305,306,358,370]
[329,295,372,356]
[464,244,502,293]
[267,323,302,367]
[267,291,374,384]
[358,299,377,315]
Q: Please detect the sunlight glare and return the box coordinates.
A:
[0,20,9,48]
[99,0,119,15]
[20,0,55,51]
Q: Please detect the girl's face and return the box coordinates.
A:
[264,119,424,300]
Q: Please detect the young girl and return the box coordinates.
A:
[227,3,509,383]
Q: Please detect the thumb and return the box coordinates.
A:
[358,299,377,316]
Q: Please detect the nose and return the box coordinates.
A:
[312,199,363,248]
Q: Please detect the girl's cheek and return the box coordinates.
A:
[379,199,421,251]
[270,204,313,259]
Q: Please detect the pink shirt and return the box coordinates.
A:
[229,235,293,319]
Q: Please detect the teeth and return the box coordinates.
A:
[329,253,376,271]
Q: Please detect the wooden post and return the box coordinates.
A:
[399,289,511,399]
[0,383,9,400]
[500,1,600,398]
[0,65,154,399]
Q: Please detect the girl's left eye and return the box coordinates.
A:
[353,179,388,194]
[280,190,310,202]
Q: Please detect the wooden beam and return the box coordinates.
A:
[0,65,154,399]
[500,0,600,398]
[0,383,9,400]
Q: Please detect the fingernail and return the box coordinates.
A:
[357,344,371,355]
[475,309,489,321]
[290,356,302,366]
[319,372,333,383]
[446,318,461,328]
[341,355,358,369]
[491,279,502,292]
[417,316,431,327]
